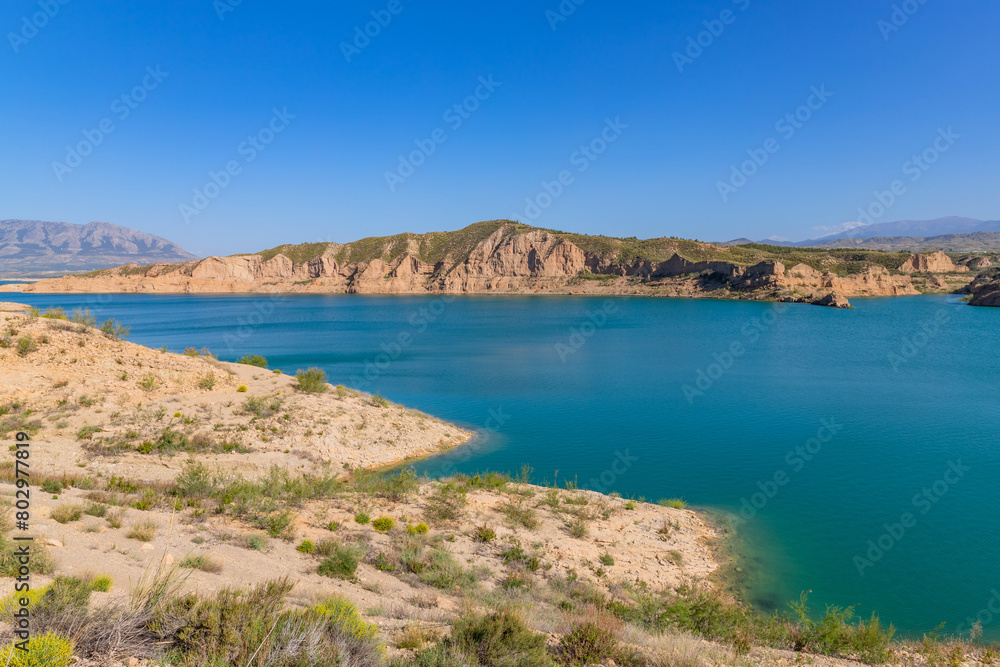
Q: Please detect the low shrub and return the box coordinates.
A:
[475,525,497,542]
[295,367,328,393]
[16,335,37,357]
[372,517,395,532]
[558,622,620,666]
[0,631,73,667]
[51,504,84,524]
[318,544,363,580]
[126,520,157,542]
[179,555,223,574]
[237,354,268,368]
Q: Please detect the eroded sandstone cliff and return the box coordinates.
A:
[3,221,964,307]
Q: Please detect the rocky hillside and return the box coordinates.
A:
[1,221,987,306]
[0,220,198,278]
[963,268,1000,306]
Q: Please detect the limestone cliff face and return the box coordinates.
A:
[965,269,1000,307]
[4,225,923,303]
[898,251,969,274]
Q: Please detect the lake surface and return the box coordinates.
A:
[13,291,1000,639]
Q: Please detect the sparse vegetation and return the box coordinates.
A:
[126,519,157,542]
[179,555,223,573]
[51,504,84,524]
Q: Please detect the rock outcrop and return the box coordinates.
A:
[965,269,1000,307]
[811,292,852,309]
[898,251,969,274]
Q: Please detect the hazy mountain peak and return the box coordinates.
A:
[0,219,198,278]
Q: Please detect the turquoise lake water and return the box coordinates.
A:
[12,291,1000,639]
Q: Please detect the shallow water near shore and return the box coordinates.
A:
[11,291,1000,639]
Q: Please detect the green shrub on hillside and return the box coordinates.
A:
[237,354,268,368]
[295,367,328,393]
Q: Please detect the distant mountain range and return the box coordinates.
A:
[722,217,1000,252]
[811,216,1000,242]
[0,220,198,278]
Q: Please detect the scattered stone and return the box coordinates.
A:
[811,292,852,309]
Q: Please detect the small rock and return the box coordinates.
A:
[46,539,63,548]
[163,554,174,566]
[128,657,140,667]
[435,597,457,611]
[140,543,154,551]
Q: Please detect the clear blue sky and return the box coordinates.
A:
[2,0,997,256]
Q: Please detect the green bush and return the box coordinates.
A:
[448,610,554,667]
[197,372,216,390]
[295,367,329,393]
[355,512,370,525]
[237,354,268,368]
[50,504,84,524]
[99,319,130,340]
[558,622,619,666]
[297,540,316,554]
[318,544,363,580]
[88,574,113,592]
[475,525,496,542]
[406,522,430,535]
[70,307,97,327]
[372,517,395,532]
[16,336,37,357]
[138,373,158,391]
[312,596,382,650]
[658,498,687,510]
[0,632,73,667]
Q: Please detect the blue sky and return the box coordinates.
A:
[1,0,997,256]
